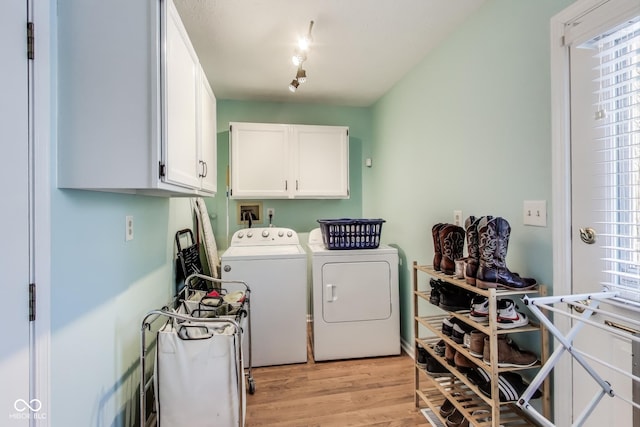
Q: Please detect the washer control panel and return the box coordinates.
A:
[230,227,299,246]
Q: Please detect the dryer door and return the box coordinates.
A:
[322,261,391,322]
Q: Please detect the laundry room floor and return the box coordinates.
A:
[244,327,428,426]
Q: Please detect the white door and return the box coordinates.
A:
[164,0,200,189]
[292,125,349,198]
[229,123,290,198]
[568,3,640,425]
[321,261,391,323]
[0,0,32,422]
[198,68,217,193]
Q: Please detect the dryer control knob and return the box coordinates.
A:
[247,232,253,238]
[237,232,244,238]
[223,265,231,272]
[262,230,270,237]
[287,231,293,237]
[278,230,284,237]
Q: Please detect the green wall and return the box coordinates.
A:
[210,100,372,249]
[366,0,573,342]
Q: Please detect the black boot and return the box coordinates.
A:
[464,215,483,286]
[476,217,536,290]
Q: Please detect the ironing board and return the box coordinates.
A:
[193,197,220,278]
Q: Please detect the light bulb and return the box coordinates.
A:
[288,79,299,92]
[292,50,306,67]
[298,36,311,51]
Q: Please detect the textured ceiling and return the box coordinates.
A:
[174,0,486,107]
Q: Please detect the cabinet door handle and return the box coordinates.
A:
[198,160,206,178]
[285,180,288,190]
[296,180,299,190]
[202,161,207,178]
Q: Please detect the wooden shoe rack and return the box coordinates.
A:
[413,262,550,427]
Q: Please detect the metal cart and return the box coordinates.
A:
[140,274,254,427]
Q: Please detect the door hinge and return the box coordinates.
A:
[29,283,36,321]
[27,22,34,60]
[159,162,166,178]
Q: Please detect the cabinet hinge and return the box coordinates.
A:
[27,22,34,60]
[346,129,349,137]
[159,162,166,178]
[29,283,36,321]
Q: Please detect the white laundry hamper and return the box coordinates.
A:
[154,318,246,426]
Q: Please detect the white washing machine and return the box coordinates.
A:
[308,228,400,361]
[221,227,307,367]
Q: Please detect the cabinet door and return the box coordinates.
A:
[164,0,200,189]
[293,125,349,198]
[198,68,217,193]
[229,122,290,198]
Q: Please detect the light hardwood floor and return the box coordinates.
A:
[245,331,429,426]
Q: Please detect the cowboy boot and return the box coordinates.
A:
[432,223,445,270]
[464,216,482,285]
[438,224,465,275]
[476,217,537,290]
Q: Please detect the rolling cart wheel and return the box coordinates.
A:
[248,377,256,394]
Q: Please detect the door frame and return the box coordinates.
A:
[550,0,640,425]
[31,0,51,423]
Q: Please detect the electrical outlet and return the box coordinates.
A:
[453,210,463,226]
[125,215,134,241]
[523,200,547,227]
[267,208,275,217]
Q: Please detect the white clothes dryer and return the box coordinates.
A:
[308,228,400,361]
[221,227,307,367]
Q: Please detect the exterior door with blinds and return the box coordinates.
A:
[569,5,640,425]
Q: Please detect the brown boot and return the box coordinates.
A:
[468,330,486,358]
[482,335,538,368]
[432,223,445,271]
[438,224,465,275]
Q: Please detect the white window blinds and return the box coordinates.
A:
[588,17,640,301]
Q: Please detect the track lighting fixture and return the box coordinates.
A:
[287,20,314,93]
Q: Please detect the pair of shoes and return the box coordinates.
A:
[432,223,466,275]
[452,322,475,346]
[468,330,486,358]
[469,295,489,323]
[439,398,456,418]
[429,278,444,305]
[474,216,537,290]
[426,354,449,377]
[439,285,473,311]
[445,343,475,372]
[416,344,428,369]
[433,339,446,357]
[477,370,542,402]
[482,335,538,368]
[497,299,529,329]
[446,409,469,427]
[467,366,541,402]
[469,297,529,329]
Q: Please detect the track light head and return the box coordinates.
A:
[296,67,307,84]
[288,79,300,92]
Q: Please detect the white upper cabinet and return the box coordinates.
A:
[57,0,216,196]
[229,122,349,199]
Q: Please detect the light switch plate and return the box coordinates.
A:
[523,200,547,227]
